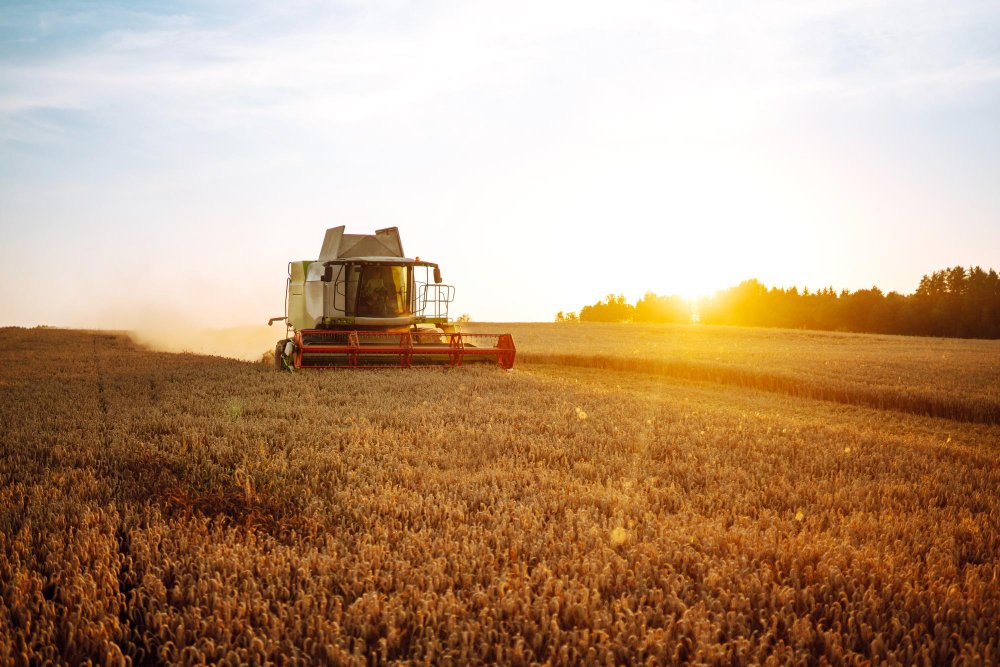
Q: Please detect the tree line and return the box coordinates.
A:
[555,266,1000,339]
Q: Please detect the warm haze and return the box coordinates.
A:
[1,1,999,327]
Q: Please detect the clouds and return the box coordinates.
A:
[3,0,998,135]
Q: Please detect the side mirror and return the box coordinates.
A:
[323,265,334,282]
[433,266,442,284]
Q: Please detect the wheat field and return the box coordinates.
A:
[1,325,998,665]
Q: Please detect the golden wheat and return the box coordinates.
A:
[467,322,1000,423]
[1,326,997,665]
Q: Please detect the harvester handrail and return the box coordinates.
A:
[419,283,454,320]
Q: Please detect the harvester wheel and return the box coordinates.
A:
[274,340,288,371]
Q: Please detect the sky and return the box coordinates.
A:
[1,0,999,326]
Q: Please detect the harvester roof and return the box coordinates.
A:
[319,225,406,261]
[322,256,437,266]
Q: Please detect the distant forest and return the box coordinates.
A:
[556,266,1000,339]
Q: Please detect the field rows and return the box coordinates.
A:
[1,327,998,664]
[469,322,1000,424]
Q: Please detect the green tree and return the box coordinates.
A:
[634,292,691,323]
[579,294,634,322]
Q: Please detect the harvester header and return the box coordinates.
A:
[269,226,515,370]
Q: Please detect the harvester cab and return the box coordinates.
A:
[269,226,515,370]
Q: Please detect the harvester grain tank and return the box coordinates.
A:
[269,226,515,369]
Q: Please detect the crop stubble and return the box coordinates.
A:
[0,326,998,665]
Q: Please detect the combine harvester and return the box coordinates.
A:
[269,226,515,370]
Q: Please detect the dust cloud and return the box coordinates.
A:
[128,325,283,362]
